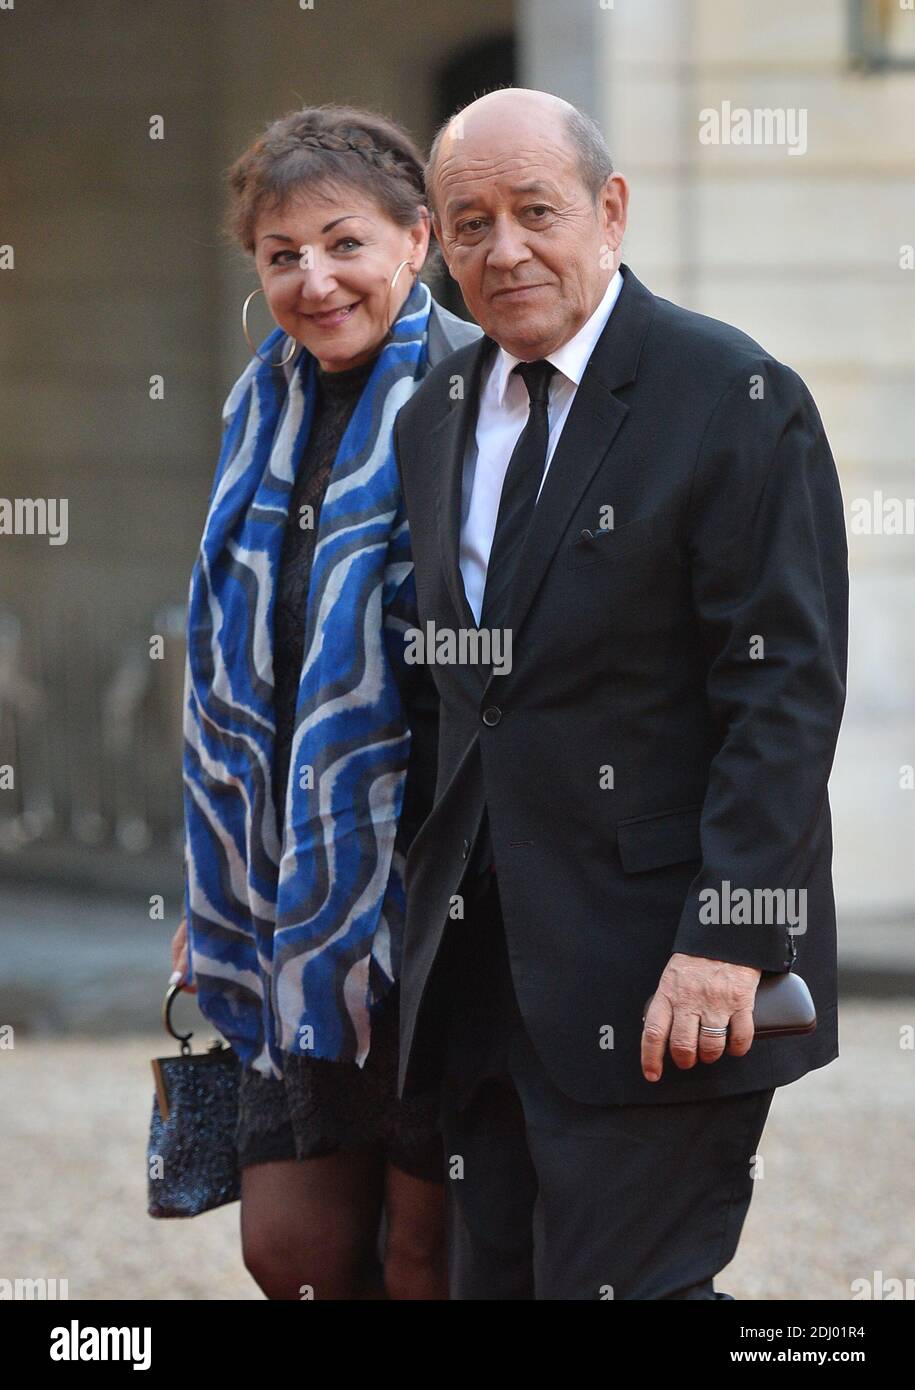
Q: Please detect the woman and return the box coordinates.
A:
[171,104,479,1299]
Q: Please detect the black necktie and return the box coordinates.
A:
[479,359,557,633]
[469,360,555,884]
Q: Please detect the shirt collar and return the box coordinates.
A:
[491,267,625,407]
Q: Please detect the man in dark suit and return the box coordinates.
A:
[393,88,848,1299]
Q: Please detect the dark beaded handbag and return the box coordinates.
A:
[147,983,242,1218]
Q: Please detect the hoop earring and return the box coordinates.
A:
[390,259,416,293]
[242,288,298,367]
[386,258,417,329]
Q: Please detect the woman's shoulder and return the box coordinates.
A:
[426,297,482,367]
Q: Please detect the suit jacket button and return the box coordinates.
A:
[580,528,593,540]
[482,706,502,726]
[461,838,470,859]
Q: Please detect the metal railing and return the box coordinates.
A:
[0,603,187,861]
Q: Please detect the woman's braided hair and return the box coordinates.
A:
[227,104,427,254]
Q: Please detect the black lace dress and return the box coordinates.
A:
[235,352,443,1182]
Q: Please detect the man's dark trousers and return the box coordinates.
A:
[440,863,775,1301]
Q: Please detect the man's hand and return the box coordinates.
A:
[641,953,761,1082]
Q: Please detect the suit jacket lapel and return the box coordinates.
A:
[482,265,655,692]
[432,334,496,639]
[430,265,656,691]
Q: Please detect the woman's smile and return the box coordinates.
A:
[301,299,362,328]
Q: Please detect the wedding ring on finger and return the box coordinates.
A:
[699,1025,729,1037]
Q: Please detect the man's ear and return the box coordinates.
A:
[432,215,453,277]
[601,172,629,249]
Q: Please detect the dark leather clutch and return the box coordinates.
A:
[643,970,816,1039]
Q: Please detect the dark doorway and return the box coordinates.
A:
[431,34,515,319]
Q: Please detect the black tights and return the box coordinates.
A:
[240,1146,447,1300]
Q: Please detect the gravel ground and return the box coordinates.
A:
[0,1000,912,1301]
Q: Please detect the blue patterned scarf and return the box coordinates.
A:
[183,278,432,1078]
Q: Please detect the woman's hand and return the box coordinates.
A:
[169,916,197,994]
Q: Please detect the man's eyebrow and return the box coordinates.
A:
[445,182,560,218]
[444,197,478,218]
[259,215,370,244]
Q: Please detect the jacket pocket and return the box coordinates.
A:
[565,513,662,569]
[616,804,703,874]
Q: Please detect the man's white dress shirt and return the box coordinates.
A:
[459,268,624,625]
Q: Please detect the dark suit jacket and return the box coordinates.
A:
[393,263,848,1107]
[393,297,481,852]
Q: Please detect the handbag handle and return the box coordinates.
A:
[162,982,194,1055]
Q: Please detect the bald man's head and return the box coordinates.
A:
[425,88,613,219]
[424,86,628,359]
